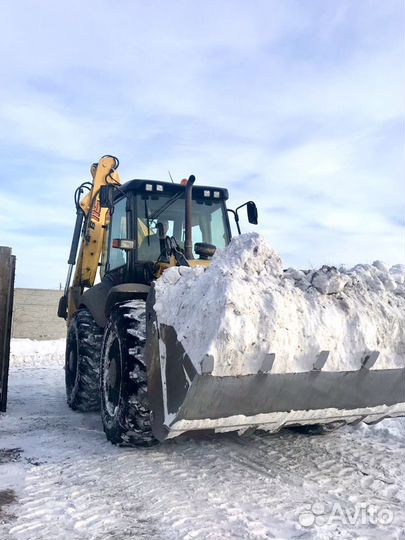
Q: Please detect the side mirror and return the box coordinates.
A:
[247,201,258,225]
[99,185,115,208]
[228,200,259,235]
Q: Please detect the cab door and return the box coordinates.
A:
[100,197,128,279]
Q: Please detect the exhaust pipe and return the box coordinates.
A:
[184,175,195,260]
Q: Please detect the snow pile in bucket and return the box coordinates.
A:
[154,233,405,376]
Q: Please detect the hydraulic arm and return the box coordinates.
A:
[58,155,121,321]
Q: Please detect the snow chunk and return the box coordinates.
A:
[211,232,283,278]
[390,264,405,284]
[154,233,405,376]
[373,260,388,273]
[311,266,351,294]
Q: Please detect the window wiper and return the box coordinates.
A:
[149,191,183,220]
[144,191,183,246]
[144,198,151,246]
[144,190,184,248]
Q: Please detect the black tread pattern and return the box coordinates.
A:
[287,420,347,435]
[100,300,156,447]
[65,309,103,412]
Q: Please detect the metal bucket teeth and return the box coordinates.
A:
[145,294,405,441]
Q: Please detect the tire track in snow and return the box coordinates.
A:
[198,429,405,538]
[8,455,162,540]
[153,437,292,538]
[248,428,405,537]
[3,365,405,540]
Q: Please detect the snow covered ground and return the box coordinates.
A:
[0,339,404,539]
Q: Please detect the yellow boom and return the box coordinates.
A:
[60,155,121,322]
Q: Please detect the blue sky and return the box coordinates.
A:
[0,0,403,288]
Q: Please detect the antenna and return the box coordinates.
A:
[168,170,174,183]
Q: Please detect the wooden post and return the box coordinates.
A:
[0,246,16,412]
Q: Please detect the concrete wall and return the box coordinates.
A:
[12,288,67,340]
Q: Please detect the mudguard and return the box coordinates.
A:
[81,281,150,328]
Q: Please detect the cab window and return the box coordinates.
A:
[105,197,127,273]
[136,194,230,261]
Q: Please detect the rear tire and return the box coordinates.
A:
[100,300,156,447]
[65,308,103,411]
[287,421,346,435]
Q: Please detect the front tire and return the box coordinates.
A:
[100,300,156,447]
[65,308,103,411]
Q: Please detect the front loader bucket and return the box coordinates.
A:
[145,293,405,442]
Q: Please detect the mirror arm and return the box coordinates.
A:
[237,200,258,225]
[227,208,241,235]
[235,201,252,213]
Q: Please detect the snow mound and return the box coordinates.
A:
[154,233,405,376]
[10,339,65,368]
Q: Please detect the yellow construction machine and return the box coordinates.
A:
[58,155,405,446]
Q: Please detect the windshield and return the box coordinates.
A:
[136,194,230,261]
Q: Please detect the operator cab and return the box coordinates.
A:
[135,181,231,262]
[100,180,232,280]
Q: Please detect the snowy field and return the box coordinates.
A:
[0,339,404,540]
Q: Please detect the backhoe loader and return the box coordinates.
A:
[58,155,405,446]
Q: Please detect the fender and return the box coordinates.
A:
[105,283,150,319]
[80,282,150,328]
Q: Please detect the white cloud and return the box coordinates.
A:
[0,0,403,287]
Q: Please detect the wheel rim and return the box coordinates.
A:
[104,336,122,417]
[66,343,78,393]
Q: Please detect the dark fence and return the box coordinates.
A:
[0,246,16,412]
